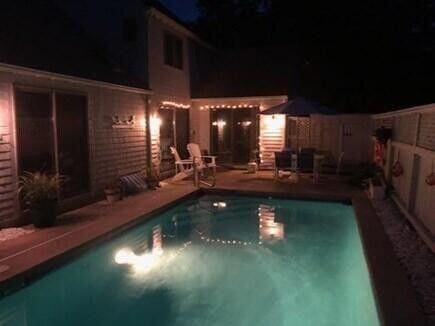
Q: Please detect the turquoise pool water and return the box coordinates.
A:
[0,195,379,326]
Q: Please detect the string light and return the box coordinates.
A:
[200,104,260,110]
[160,101,190,109]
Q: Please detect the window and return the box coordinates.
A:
[123,18,137,43]
[15,89,90,199]
[164,32,183,69]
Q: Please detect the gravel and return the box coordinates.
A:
[370,197,435,325]
[0,227,34,242]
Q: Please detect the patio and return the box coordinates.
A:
[0,170,428,325]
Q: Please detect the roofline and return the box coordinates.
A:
[0,62,153,95]
[372,103,435,118]
[191,95,288,102]
[146,7,215,51]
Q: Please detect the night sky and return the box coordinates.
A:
[160,0,199,22]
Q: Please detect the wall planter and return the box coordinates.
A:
[369,178,386,200]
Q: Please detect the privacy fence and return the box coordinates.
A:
[373,104,435,251]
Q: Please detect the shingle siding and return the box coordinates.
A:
[0,70,149,226]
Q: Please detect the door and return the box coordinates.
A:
[55,93,90,197]
[16,90,56,174]
[15,89,90,200]
[210,107,258,165]
[233,108,256,164]
[211,109,233,163]
[159,108,175,178]
[175,109,189,159]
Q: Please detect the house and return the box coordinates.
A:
[0,0,373,227]
[0,1,153,227]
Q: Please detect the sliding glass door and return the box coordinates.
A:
[15,88,90,199]
[56,93,89,197]
[159,107,190,179]
[210,107,258,165]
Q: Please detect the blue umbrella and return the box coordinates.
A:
[261,97,337,116]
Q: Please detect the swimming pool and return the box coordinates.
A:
[0,195,379,326]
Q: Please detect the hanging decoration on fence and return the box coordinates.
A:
[392,152,404,178]
[425,161,435,186]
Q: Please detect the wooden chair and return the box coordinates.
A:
[170,147,194,181]
[187,143,217,175]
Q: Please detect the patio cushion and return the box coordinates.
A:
[120,172,148,195]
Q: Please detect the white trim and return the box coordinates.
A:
[372,103,435,118]
[191,95,288,102]
[0,63,153,95]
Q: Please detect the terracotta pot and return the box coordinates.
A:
[104,188,121,203]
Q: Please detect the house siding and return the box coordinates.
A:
[146,12,192,169]
[0,69,149,226]
[191,96,288,168]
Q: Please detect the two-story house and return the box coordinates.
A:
[59,0,289,173]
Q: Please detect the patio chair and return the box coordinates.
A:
[170,146,194,181]
[274,150,295,180]
[321,152,344,175]
[187,143,217,186]
[187,143,217,172]
[297,148,315,172]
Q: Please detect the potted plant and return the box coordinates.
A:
[145,166,160,190]
[373,126,392,144]
[19,172,65,228]
[369,175,386,200]
[104,180,121,203]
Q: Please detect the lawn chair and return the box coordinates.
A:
[187,143,217,186]
[170,147,194,181]
[297,148,315,172]
[274,150,295,180]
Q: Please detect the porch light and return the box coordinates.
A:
[212,120,226,127]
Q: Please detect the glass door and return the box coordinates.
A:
[55,93,90,197]
[159,108,175,179]
[210,107,258,165]
[15,89,90,201]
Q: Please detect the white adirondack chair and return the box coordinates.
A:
[187,143,217,175]
[170,147,194,181]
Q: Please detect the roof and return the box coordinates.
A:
[0,0,147,89]
[261,97,337,116]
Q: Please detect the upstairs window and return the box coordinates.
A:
[123,18,137,43]
[164,32,183,69]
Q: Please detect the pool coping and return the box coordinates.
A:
[0,187,427,326]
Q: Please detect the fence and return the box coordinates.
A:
[373,104,435,251]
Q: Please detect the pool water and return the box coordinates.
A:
[0,195,379,326]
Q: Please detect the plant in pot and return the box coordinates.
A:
[373,126,392,144]
[19,172,65,228]
[145,165,160,190]
[104,180,122,204]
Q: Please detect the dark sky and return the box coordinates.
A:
[160,0,199,22]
